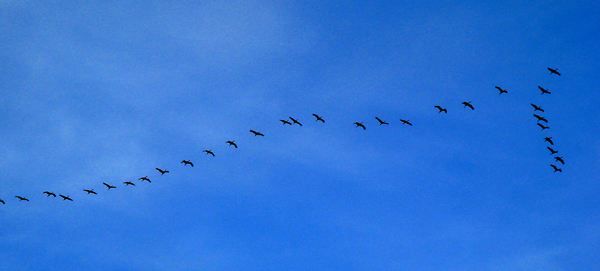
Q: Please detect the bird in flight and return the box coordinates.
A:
[203,150,215,156]
[0,199,4,204]
[139,176,151,183]
[250,130,264,136]
[124,181,135,186]
[226,141,238,148]
[400,119,413,126]
[531,104,544,112]
[43,191,56,197]
[84,189,97,195]
[354,122,366,130]
[550,164,562,172]
[533,114,548,123]
[313,114,325,123]
[15,196,29,201]
[537,123,549,130]
[103,182,116,190]
[538,86,551,95]
[156,168,169,175]
[59,195,73,201]
[462,101,474,110]
[280,119,292,125]
[434,106,447,113]
[547,147,558,155]
[555,156,565,165]
[289,117,302,126]
[181,160,194,166]
[375,117,388,125]
[548,68,561,76]
[495,86,507,94]
[544,137,554,145]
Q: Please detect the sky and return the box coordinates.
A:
[1,0,599,270]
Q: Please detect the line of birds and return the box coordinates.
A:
[0,68,564,205]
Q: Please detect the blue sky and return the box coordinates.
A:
[1,0,599,270]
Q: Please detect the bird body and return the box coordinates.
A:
[313,114,325,123]
[544,137,554,145]
[434,106,447,113]
[139,176,151,182]
[533,114,548,123]
[43,191,56,197]
[280,119,292,125]
[156,168,169,175]
[124,181,135,186]
[537,123,549,130]
[226,140,238,148]
[59,195,73,201]
[539,86,551,95]
[551,164,562,172]
[400,119,413,126]
[375,117,388,125]
[0,199,4,204]
[495,86,507,94]
[15,196,29,201]
[203,150,215,156]
[547,147,558,155]
[289,117,302,126]
[103,182,116,190]
[548,68,561,76]
[181,160,194,166]
[462,101,474,110]
[354,122,366,130]
[531,104,544,112]
[250,130,264,136]
[84,189,97,194]
[555,156,565,165]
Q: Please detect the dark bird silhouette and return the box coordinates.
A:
[375,117,388,125]
[279,119,292,125]
[547,147,558,155]
[548,68,561,76]
[124,181,135,186]
[84,189,97,195]
[462,101,474,110]
[539,86,551,95]
[15,196,29,201]
[226,140,238,148]
[59,195,73,201]
[313,114,325,123]
[400,119,413,126]
[43,191,56,197]
[156,168,169,175]
[181,160,194,166]
[103,182,116,190]
[531,104,544,112]
[203,150,215,156]
[0,199,4,204]
[434,106,447,113]
[354,122,366,130]
[550,164,562,172]
[537,123,549,130]
[250,130,264,136]
[555,156,565,165]
[495,86,507,94]
[139,176,151,183]
[544,137,554,145]
[533,114,548,123]
[289,117,302,126]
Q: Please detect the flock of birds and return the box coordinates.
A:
[0,68,564,205]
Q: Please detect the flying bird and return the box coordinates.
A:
[538,86,551,95]
[181,160,194,166]
[289,117,302,126]
[156,168,169,175]
[462,101,474,110]
[280,119,292,125]
[139,176,151,183]
[43,191,56,197]
[226,140,238,148]
[544,137,554,145]
[83,189,97,195]
[531,104,544,112]
[400,119,413,126]
[537,123,549,130]
[313,114,325,123]
[495,86,507,94]
[548,68,561,76]
[375,117,388,125]
[533,114,548,123]
[354,122,366,130]
[203,150,215,156]
[434,106,447,113]
[250,130,264,136]
[59,195,73,201]
[547,147,558,155]
[15,196,29,201]
[124,181,135,186]
[550,164,562,172]
[103,182,116,190]
[0,199,4,204]
[555,156,565,165]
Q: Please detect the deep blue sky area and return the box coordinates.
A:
[1,1,599,270]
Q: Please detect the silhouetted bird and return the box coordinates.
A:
[84,189,97,195]
[139,176,151,183]
[15,196,29,201]
[434,106,447,113]
[555,156,565,165]
[250,130,264,136]
[548,68,561,76]
[280,119,292,125]
[495,86,507,94]
[43,191,56,197]
[375,117,388,125]
[539,86,551,95]
[289,117,302,126]
[124,181,135,186]
[181,160,194,166]
[462,101,474,110]
[531,104,544,112]
[400,119,413,126]
[156,168,169,175]
[354,122,366,130]
[313,114,325,123]
[103,182,116,190]
[544,137,554,145]
[0,199,4,204]
[547,147,558,155]
[537,123,549,130]
[226,140,238,148]
[59,195,73,201]
[550,164,562,172]
[203,150,215,156]
[533,114,548,123]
